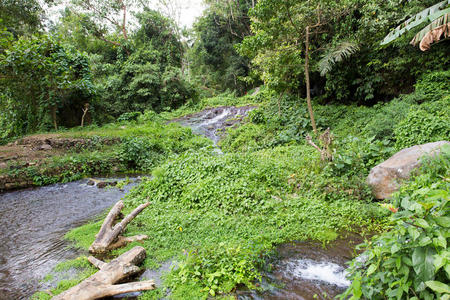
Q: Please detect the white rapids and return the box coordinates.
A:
[283,259,351,288]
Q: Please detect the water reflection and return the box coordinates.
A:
[0,178,137,300]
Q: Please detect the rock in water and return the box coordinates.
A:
[367,141,449,199]
[97,181,108,189]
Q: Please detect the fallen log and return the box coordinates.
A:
[89,200,150,253]
[53,246,155,300]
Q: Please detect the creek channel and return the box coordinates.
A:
[0,179,139,299]
[0,105,360,299]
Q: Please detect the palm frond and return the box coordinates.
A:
[318,41,359,76]
[381,0,450,45]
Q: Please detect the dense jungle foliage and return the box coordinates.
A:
[1,0,449,299]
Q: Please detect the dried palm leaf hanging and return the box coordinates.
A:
[410,13,450,51]
[381,0,450,50]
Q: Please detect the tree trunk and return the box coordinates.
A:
[81,103,90,127]
[89,201,150,253]
[52,105,58,131]
[53,246,155,300]
[304,26,318,135]
[120,0,128,40]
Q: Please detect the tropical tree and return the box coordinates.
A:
[318,41,359,76]
[239,0,357,134]
[69,0,137,48]
[93,9,194,117]
[189,0,255,95]
[0,35,95,136]
[0,0,47,36]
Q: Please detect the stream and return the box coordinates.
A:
[236,236,362,299]
[0,106,359,299]
[171,105,257,145]
[0,179,137,300]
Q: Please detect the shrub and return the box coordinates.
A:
[415,70,450,102]
[118,137,166,171]
[117,111,141,122]
[247,107,266,124]
[167,243,264,298]
[138,110,163,123]
[328,136,394,178]
[363,96,417,141]
[315,103,373,137]
[341,145,450,300]
[129,150,290,215]
[219,123,274,152]
[394,98,450,149]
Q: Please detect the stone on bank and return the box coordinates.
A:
[367,141,449,199]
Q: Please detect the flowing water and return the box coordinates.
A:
[0,178,138,300]
[237,236,363,299]
[171,105,257,145]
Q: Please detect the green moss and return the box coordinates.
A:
[31,258,97,300]
[65,222,101,250]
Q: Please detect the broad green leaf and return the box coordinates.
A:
[381,0,450,45]
[425,281,450,294]
[412,247,435,281]
[433,235,447,249]
[402,256,413,266]
[367,264,377,276]
[408,226,420,241]
[419,236,432,246]
[416,219,430,229]
[402,197,412,210]
[445,264,450,277]
[413,247,425,272]
[352,278,362,299]
[434,216,450,228]
[391,243,401,254]
[433,252,446,271]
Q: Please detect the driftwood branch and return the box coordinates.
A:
[53,246,155,300]
[89,201,150,253]
[88,256,106,269]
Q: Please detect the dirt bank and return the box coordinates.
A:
[0,134,121,191]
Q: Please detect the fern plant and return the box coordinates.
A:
[318,41,360,76]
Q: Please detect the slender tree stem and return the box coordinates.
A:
[305,26,318,135]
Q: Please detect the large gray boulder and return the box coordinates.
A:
[367,141,449,199]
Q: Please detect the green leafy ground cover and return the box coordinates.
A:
[33,81,449,299]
